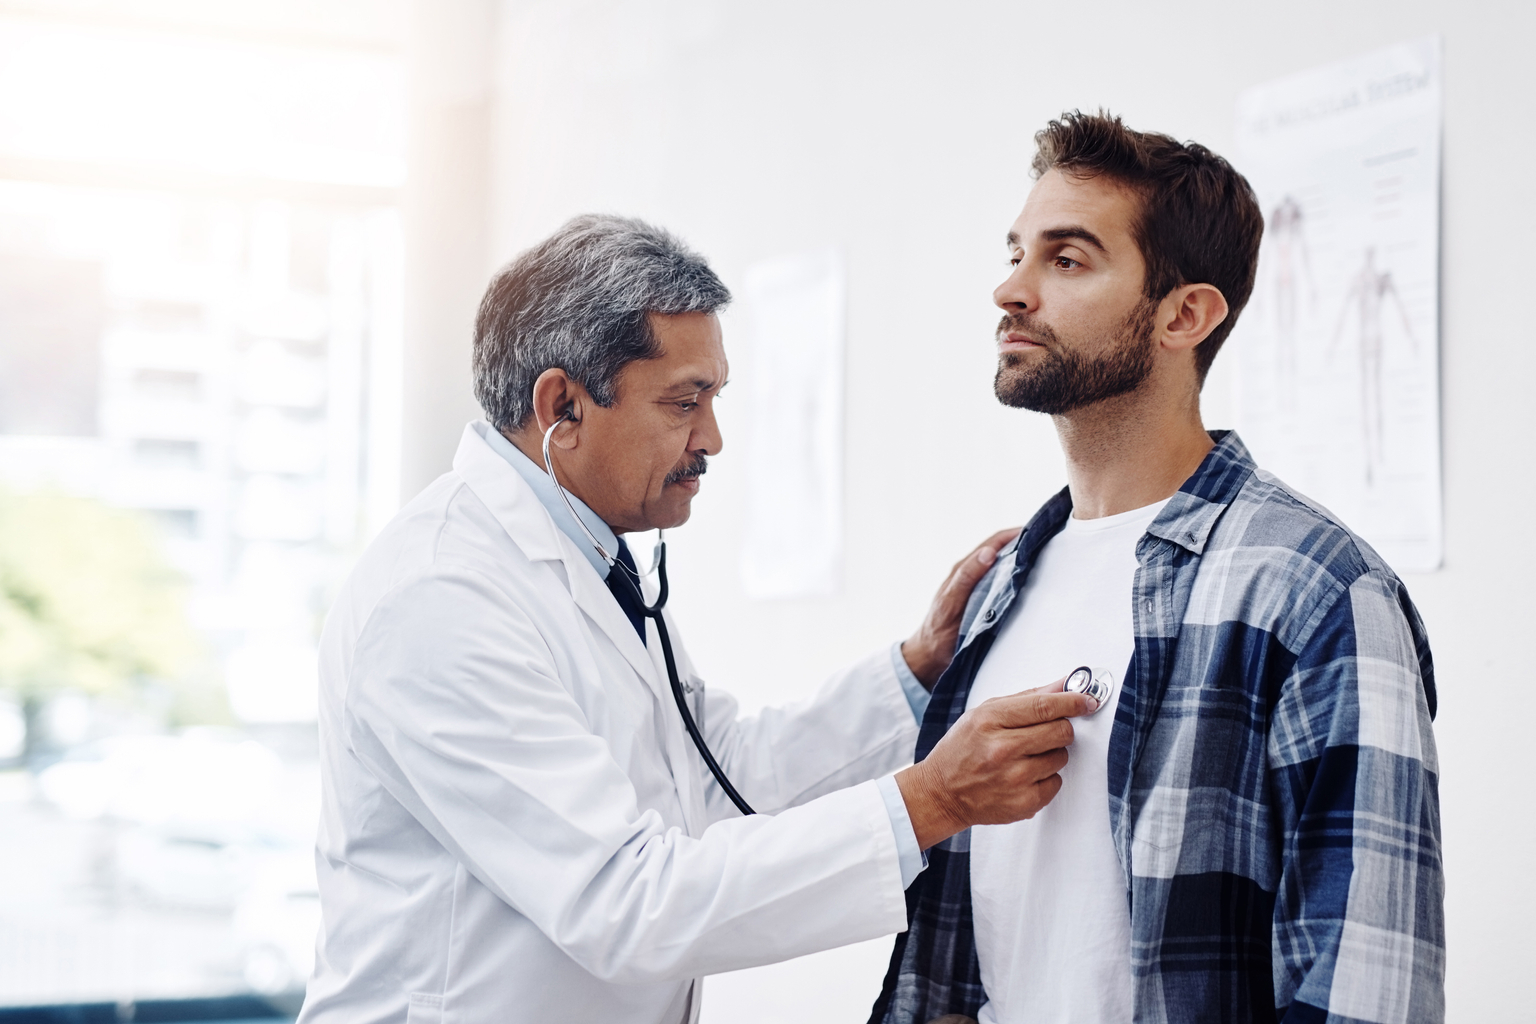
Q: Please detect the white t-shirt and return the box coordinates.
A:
[965,498,1168,1024]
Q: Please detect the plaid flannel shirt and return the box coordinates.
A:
[870,431,1443,1024]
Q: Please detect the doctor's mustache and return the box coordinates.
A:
[666,454,708,485]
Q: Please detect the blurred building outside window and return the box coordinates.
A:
[0,7,404,1009]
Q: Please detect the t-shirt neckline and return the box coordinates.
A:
[1062,496,1171,534]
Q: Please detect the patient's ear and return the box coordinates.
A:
[1157,283,1229,354]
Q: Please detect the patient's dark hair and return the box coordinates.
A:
[1032,110,1264,384]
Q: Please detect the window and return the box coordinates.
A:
[0,8,404,1010]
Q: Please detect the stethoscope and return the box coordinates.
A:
[543,415,756,816]
[1064,666,1114,712]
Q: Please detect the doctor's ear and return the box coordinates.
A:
[529,367,586,449]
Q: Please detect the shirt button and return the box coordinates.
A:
[983,607,996,622]
[1143,600,1154,613]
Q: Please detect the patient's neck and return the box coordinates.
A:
[1052,382,1212,520]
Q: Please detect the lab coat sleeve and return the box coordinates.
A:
[342,566,910,985]
[678,628,923,820]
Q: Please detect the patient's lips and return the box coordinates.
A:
[999,330,1043,353]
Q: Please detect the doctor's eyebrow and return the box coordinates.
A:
[1005,226,1110,255]
[661,377,727,396]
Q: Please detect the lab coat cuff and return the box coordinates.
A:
[889,642,932,725]
[876,774,928,888]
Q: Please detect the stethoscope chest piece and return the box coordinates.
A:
[1064,665,1115,714]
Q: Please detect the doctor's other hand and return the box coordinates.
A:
[895,678,1093,851]
[900,527,1022,689]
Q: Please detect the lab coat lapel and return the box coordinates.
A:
[562,541,704,834]
[451,422,666,698]
[566,557,666,696]
[451,423,705,832]
[560,546,705,834]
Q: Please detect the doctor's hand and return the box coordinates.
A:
[894,677,1094,851]
[900,527,1022,689]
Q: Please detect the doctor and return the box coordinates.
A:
[298,214,1092,1024]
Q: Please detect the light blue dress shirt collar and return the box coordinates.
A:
[480,422,619,581]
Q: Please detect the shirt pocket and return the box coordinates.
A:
[406,993,443,1024]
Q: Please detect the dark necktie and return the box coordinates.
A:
[605,538,648,645]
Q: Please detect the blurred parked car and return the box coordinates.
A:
[234,855,321,995]
[34,729,321,950]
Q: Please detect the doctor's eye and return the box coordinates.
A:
[1054,255,1082,270]
[676,401,699,413]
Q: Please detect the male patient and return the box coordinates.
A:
[873,112,1443,1024]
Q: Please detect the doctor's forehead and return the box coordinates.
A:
[644,311,728,393]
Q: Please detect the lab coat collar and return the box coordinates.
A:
[478,422,618,581]
[452,422,662,689]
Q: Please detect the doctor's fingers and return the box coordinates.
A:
[983,716,1076,762]
[921,528,1023,630]
[940,527,1023,599]
[1019,673,1069,695]
[976,690,1094,731]
[966,750,1069,827]
[944,707,1072,779]
[998,766,1067,823]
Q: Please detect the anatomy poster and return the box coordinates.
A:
[738,249,845,599]
[1233,37,1442,572]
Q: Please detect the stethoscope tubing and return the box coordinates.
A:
[541,416,756,816]
[607,554,756,816]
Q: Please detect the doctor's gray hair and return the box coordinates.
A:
[473,214,732,432]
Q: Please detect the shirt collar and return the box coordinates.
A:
[1008,430,1258,580]
[1143,430,1257,555]
[480,423,619,580]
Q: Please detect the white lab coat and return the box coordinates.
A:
[297,422,918,1024]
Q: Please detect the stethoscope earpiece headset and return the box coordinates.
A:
[541,414,755,815]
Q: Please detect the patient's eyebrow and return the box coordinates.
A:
[1042,226,1109,254]
[1005,226,1110,255]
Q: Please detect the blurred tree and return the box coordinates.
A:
[0,487,204,761]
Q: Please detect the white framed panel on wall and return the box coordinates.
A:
[1233,37,1443,572]
[738,249,846,600]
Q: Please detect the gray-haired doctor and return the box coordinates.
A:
[297,215,1093,1024]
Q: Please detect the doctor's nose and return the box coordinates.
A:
[692,405,723,456]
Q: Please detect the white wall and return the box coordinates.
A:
[400,0,497,500]
[418,1,1534,1018]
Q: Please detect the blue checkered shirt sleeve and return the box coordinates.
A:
[1267,568,1443,1022]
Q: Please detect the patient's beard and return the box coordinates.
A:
[993,300,1158,414]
